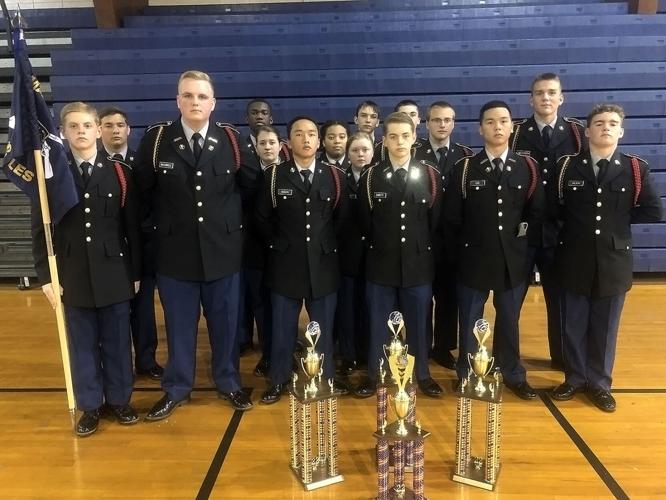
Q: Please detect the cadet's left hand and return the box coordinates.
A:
[134,281,140,294]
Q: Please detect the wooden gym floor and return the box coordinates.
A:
[0,282,665,499]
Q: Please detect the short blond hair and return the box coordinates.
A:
[178,70,215,94]
[60,101,99,126]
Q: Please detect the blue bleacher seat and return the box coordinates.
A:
[69,16,666,50]
[633,224,666,248]
[633,249,666,272]
[125,3,628,29]
[50,36,666,77]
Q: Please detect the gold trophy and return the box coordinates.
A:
[374,350,430,499]
[383,311,408,362]
[467,319,495,395]
[300,321,324,395]
[288,321,343,490]
[453,319,503,491]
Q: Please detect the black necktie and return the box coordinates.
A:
[192,132,202,163]
[492,158,503,180]
[112,153,123,161]
[394,168,407,191]
[300,169,311,191]
[542,125,552,148]
[596,159,609,183]
[80,161,92,184]
[437,146,448,170]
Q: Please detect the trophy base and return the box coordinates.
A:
[375,489,426,499]
[451,459,500,491]
[291,465,344,491]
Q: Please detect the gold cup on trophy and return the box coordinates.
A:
[466,319,495,395]
[300,321,324,395]
[388,352,415,436]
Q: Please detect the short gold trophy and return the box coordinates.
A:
[288,322,343,490]
[452,319,503,491]
[374,351,430,500]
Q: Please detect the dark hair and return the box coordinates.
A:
[426,101,454,120]
[355,100,380,117]
[382,112,415,135]
[586,104,625,126]
[98,106,128,123]
[320,120,349,138]
[287,115,319,138]
[255,124,281,140]
[246,98,272,115]
[531,73,562,93]
[479,100,512,123]
[394,99,419,112]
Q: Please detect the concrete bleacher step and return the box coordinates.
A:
[127,2,628,28]
[0,7,95,30]
[0,56,51,77]
[70,15,666,49]
[0,81,51,101]
[50,36,666,77]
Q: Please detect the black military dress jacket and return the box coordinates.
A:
[255,159,345,299]
[32,152,141,308]
[133,119,257,283]
[554,150,662,297]
[358,158,441,288]
[337,166,367,278]
[510,116,586,248]
[444,150,544,291]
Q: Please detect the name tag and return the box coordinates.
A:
[158,161,174,170]
[373,192,387,199]
[277,188,293,196]
[469,180,486,187]
[517,150,530,156]
[349,193,357,200]
[567,180,585,187]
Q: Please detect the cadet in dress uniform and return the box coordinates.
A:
[256,116,349,404]
[240,99,291,356]
[319,120,349,168]
[550,104,662,412]
[373,100,426,163]
[245,124,286,378]
[134,71,257,420]
[413,101,474,370]
[443,101,544,400]
[355,112,444,398]
[510,73,587,370]
[99,106,163,381]
[33,102,141,436]
[334,132,374,374]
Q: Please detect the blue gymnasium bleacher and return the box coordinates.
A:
[46,0,666,272]
[0,7,95,29]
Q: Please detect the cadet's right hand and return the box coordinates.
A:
[41,283,62,309]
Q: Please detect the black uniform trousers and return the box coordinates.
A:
[269,291,337,385]
[524,244,563,365]
[335,275,368,365]
[366,282,432,381]
[65,301,133,411]
[562,291,625,392]
[238,268,272,360]
[130,274,158,371]
[457,282,527,385]
[157,272,241,401]
[431,263,459,356]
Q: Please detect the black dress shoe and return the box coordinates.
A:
[354,378,376,398]
[332,378,350,396]
[337,360,356,374]
[145,394,188,421]
[76,409,101,437]
[433,351,457,370]
[551,383,583,401]
[239,342,254,356]
[136,364,164,381]
[418,377,443,398]
[506,381,537,400]
[219,390,253,411]
[253,357,270,377]
[105,404,139,425]
[586,388,616,413]
[261,384,286,405]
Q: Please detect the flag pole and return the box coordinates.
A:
[33,149,77,427]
